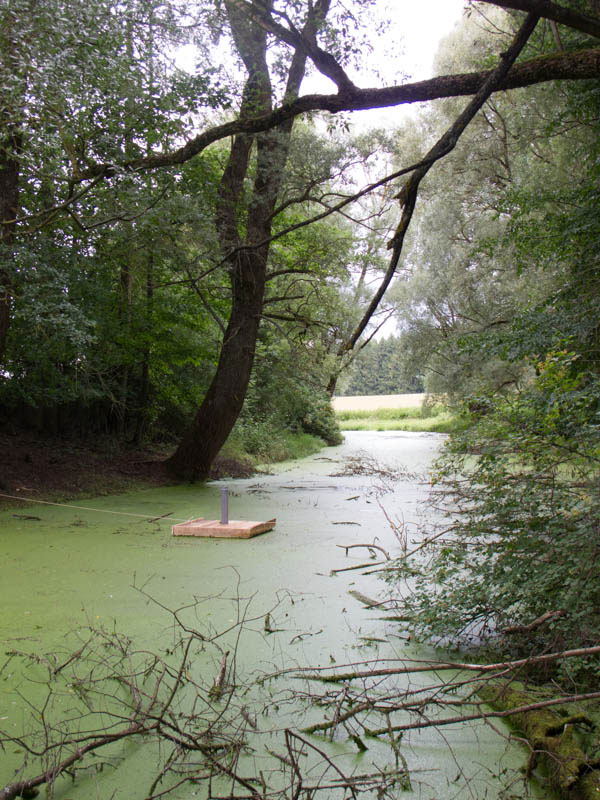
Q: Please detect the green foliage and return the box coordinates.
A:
[299,391,343,445]
[224,418,325,466]
[240,349,343,448]
[388,31,600,676]
[338,336,424,396]
[390,6,595,402]
[397,354,600,678]
[1,158,225,437]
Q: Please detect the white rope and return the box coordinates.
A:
[0,492,193,523]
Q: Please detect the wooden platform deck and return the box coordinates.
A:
[172,517,276,539]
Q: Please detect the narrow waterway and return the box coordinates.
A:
[1,431,532,798]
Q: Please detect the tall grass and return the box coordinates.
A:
[336,405,444,421]
[335,404,460,433]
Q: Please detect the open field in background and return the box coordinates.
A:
[331,393,425,411]
[332,394,459,434]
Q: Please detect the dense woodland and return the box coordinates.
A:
[385,5,600,668]
[1,0,599,475]
[336,336,424,396]
[3,1,600,797]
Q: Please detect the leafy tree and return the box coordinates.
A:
[388,3,600,672]
[399,350,600,670]
[337,336,424,396]
[3,0,600,477]
[389,4,596,400]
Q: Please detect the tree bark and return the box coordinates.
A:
[479,0,600,40]
[74,47,600,181]
[0,126,20,366]
[166,249,268,479]
[167,0,330,480]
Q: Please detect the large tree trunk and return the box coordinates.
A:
[167,0,329,480]
[166,250,267,480]
[0,128,20,365]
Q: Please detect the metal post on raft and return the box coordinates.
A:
[220,486,229,525]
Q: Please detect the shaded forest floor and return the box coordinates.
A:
[0,431,255,509]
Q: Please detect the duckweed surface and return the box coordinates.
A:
[1,432,535,798]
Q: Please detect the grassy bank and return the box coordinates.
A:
[335,404,460,434]
[218,426,327,474]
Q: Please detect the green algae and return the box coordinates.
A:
[0,432,537,799]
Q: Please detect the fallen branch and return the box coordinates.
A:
[502,609,567,634]
[363,526,456,575]
[146,511,174,523]
[0,719,153,800]
[330,560,387,575]
[210,650,230,699]
[336,543,390,559]
[348,590,384,608]
[294,644,600,683]
[302,690,600,737]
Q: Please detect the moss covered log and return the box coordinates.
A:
[478,682,600,800]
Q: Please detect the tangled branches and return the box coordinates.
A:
[0,588,412,800]
[5,580,599,799]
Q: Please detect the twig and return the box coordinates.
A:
[336,543,390,559]
[295,644,600,683]
[146,511,173,523]
[330,560,387,575]
[348,590,381,608]
[210,651,230,699]
[502,609,567,634]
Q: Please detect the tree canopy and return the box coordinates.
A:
[2,0,600,477]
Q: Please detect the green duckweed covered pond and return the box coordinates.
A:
[1,431,537,799]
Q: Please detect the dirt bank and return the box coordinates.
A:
[0,432,254,508]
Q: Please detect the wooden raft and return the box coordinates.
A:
[172,517,276,539]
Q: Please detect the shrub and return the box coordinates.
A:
[391,353,600,681]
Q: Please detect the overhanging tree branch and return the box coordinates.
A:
[478,0,600,40]
[339,11,541,354]
[73,46,600,183]
[228,0,358,93]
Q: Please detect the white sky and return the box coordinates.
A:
[177,1,466,90]
[299,0,466,95]
[389,0,466,81]
[175,1,467,133]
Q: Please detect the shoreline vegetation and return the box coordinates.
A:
[0,394,444,509]
[478,680,600,800]
[2,397,599,797]
[333,394,600,800]
[0,427,326,510]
